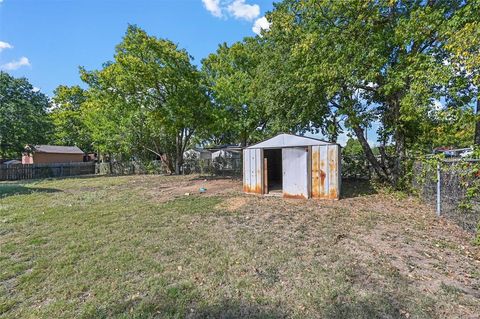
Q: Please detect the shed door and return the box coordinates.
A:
[282,147,309,199]
[243,148,263,194]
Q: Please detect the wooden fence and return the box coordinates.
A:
[0,162,95,181]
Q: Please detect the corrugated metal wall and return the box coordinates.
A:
[311,144,341,200]
[243,148,263,194]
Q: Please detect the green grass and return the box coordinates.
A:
[0,176,478,318]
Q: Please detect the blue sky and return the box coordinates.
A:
[0,0,273,95]
[0,0,376,145]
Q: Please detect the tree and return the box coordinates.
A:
[81,25,212,174]
[50,85,93,152]
[263,0,478,186]
[445,0,480,145]
[426,107,476,149]
[0,72,52,159]
[201,38,270,146]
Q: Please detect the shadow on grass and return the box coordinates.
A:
[84,293,420,319]
[86,296,290,319]
[341,178,378,199]
[0,184,61,199]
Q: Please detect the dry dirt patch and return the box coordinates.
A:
[218,188,480,317]
[214,196,250,212]
[148,177,241,202]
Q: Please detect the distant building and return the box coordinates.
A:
[184,148,212,160]
[22,145,85,164]
[211,149,241,161]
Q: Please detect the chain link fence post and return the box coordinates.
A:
[436,162,441,217]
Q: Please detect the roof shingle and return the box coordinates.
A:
[29,145,85,154]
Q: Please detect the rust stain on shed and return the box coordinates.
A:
[311,147,328,199]
[283,192,307,199]
[243,183,262,194]
[327,146,339,200]
[329,188,338,200]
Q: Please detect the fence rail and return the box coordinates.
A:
[182,158,242,176]
[0,162,95,181]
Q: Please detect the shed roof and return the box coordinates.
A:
[27,145,85,154]
[246,134,335,149]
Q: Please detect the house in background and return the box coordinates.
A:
[211,148,241,161]
[22,145,85,164]
[207,144,242,161]
[184,148,212,160]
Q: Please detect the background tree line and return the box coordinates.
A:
[1,0,479,187]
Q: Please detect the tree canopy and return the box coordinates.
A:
[4,0,479,186]
[0,72,52,159]
[259,0,479,186]
[202,38,270,146]
[50,85,93,152]
[80,25,212,173]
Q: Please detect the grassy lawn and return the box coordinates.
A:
[1,175,479,318]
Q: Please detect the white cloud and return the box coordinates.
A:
[202,0,222,17]
[0,56,31,70]
[252,16,270,35]
[0,41,13,52]
[32,87,40,92]
[227,0,259,21]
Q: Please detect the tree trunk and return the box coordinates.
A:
[352,124,390,182]
[393,128,406,187]
[475,96,480,145]
[389,98,406,188]
[159,154,174,174]
[241,130,248,147]
[175,133,181,175]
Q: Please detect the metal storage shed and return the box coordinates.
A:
[243,134,341,199]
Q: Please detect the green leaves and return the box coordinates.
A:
[80,25,211,171]
[201,39,269,146]
[0,72,52,159]
[50,85,92,152]
[258,0,480,185]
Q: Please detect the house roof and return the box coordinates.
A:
[206,144,242,152]
[187,148,212,153]
[246,133,336,149]
[27,145,85,154]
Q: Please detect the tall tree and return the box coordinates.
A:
[445,0,480,145]
[50,85,92,152]
[81,25,212,173]
[0,72,52,159]
[263,0,478,186]
[202,38,270,146]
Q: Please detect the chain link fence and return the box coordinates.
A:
[413,160,480,233]
[182,158,242,177]
[95,158,242,177]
